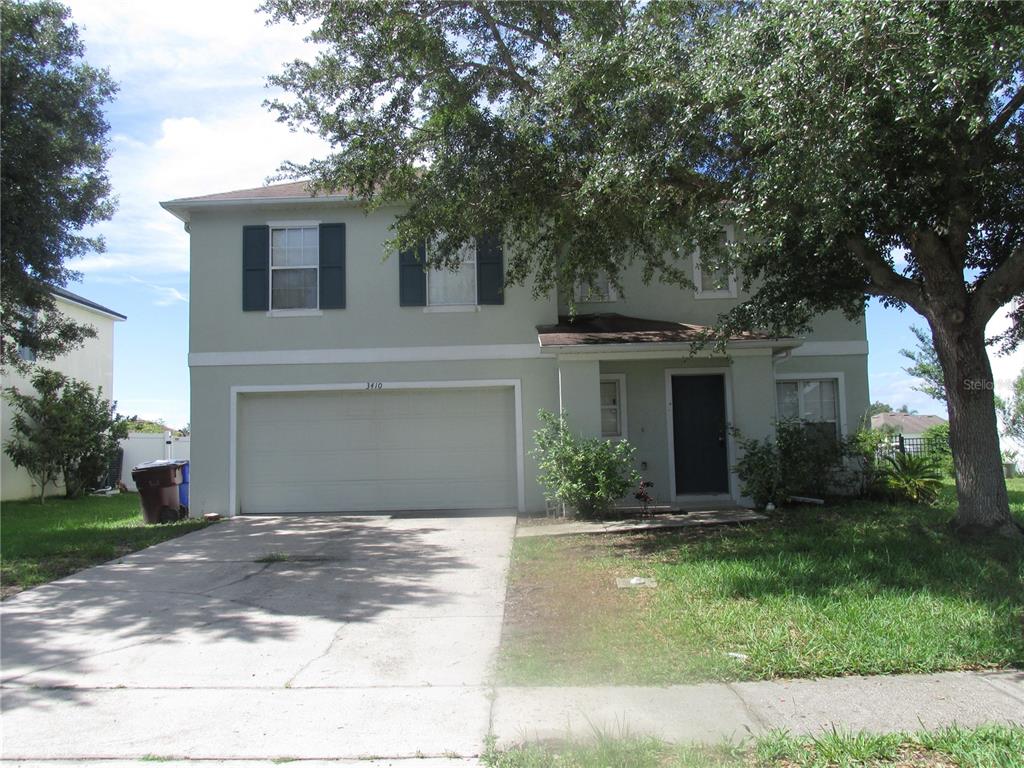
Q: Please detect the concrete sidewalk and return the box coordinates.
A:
[491,670,1024,746]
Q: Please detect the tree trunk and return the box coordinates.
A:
[928,315,1021,538]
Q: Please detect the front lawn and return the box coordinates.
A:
[1,492,208,598]
[499,480,1024,685]
[484,724,1024,768]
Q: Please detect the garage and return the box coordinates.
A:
[236,386,519,514]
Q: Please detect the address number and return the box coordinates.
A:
[365,381,383,390]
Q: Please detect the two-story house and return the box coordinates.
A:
[1,287,126,501]
[162,181,869,517]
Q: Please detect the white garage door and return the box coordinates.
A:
[237,387,518,514]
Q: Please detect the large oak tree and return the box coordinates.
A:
[263,0,1024,537]
[1,0,117,370]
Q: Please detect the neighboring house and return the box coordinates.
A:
[870,412,947,439]
[1,287,126,501]
[161,181,869,516]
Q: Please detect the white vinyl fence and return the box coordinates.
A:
[119,432,191,491]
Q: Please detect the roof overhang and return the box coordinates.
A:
[51,287,126,322]
[160,193,362,225]
[536,313,800,360]
[541,338,802,361]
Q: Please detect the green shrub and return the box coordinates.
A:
[733,419,846,507]
[883,453,944,505]
[732,433,783,507]
[531,410,639,518]
[921,422,954,477]
[845,427,894,498]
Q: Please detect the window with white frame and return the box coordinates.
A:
[694,227,738,299]
[427,240,477,306]
[574,274,618,303]
[270,226,318,310]
[776,378,839,438]
[600,375,626,438]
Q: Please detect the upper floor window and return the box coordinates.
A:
[776,378,839,439]
[17,343,36,363]
[694,226,738,299]
[427,241,477,306]
[574,274,619,303]
[271,227,318,310]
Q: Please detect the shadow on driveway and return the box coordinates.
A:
[1,513,515,714]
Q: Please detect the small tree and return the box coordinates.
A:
[3,368,129,501]
[998,369,1024,449]
[3,370,65,502]
[868,402,894,417]
[900,326,946,404]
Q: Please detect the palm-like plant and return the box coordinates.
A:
[883,453,945,505]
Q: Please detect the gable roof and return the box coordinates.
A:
[51,286,126,321]
[870,412,947,434]
[160,180,358,223]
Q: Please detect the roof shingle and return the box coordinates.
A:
[536,313,786,347]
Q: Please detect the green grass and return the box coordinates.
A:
[484,724,1024,767]
[499,479,1024,685]
[1,492,209,596]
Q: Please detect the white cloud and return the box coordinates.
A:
[127,277,188,306]
[987,305,1024,402]
[65,0,331,276]
[74,107,329,276]
[67,0,320,91]
[869,370,946,416]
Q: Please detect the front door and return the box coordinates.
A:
[671,374,730,495]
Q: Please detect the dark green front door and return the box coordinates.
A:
[671,374,729,495]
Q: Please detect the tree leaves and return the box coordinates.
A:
[262,0,1024,347]
[0,0,117,370]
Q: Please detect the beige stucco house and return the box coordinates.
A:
[1,288,126,501]
[162,181,870,517]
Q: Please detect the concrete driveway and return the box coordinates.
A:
[1,512,516,763]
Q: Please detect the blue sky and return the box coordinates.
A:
[63,0,1020,430]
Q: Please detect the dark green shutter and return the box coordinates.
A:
[318,223,346,309]
[477,232,504,305]
[242,225,269,311]
[399,242,427,306]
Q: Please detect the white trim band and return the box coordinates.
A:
[789,341,868,357]
[191,343,549,367]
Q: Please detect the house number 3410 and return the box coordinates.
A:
[365,382,383,390]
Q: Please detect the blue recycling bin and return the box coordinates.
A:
[178,460,189,510]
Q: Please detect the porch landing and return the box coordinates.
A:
[515,507,767,538]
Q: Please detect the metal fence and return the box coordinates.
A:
[876,435,949,460]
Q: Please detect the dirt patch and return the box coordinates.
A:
[500,536,663,679]
[1,584,25,600]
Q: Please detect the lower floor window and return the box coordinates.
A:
[776,378,838,438]
[600,375,625,438]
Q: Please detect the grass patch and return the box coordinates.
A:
[1,492,209,597]
[484,724,1024,767]
[254,551,290,563]
[499,480,1024,685]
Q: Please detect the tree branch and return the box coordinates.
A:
[977,83,1024,143]
[474,5,538,96]
[974,245,1024,323]
[847,236,924,311]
